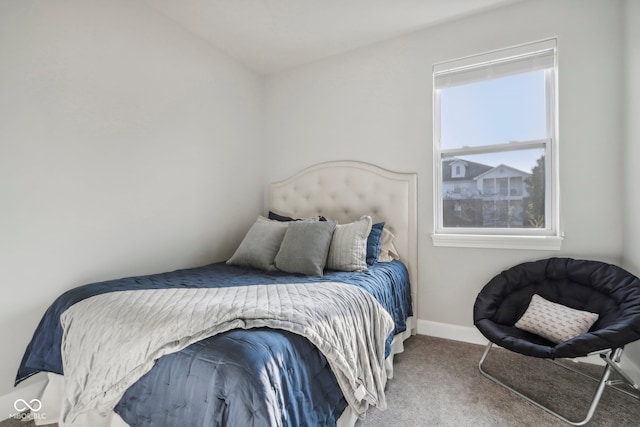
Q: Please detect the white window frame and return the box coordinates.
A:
[432,39,562,250]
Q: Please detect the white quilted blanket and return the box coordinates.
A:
[59,282,394,426]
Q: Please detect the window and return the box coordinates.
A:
[432,39,561,250]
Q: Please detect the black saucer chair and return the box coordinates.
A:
[474,257,640,426]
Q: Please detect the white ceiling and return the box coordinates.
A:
[142,0,521,75]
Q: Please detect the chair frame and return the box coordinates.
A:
[478,342,640,426]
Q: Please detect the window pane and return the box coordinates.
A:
[440,71,547,150]
[434,39,558,244]
[442,149,545,228]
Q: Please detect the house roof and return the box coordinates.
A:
[442,158,492,181]
[473,164,531,181]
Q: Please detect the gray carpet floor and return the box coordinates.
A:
[358,336,640,426]
[3,335,639,426]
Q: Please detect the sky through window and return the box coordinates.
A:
[440,70,546,173]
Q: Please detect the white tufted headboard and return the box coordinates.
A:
[269,161,418,320]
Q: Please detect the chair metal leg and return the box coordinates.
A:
[478,342,616,426]
[551,351,640,401]
[602,350,640,400]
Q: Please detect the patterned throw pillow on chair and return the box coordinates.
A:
[515,294,599,344]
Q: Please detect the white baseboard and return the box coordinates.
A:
[620,353,640,386]
[1,375,47,421]
[417,319,488,346]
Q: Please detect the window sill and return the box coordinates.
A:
[431,233,563,250]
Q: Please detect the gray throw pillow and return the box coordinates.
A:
[274,220,337,276]
[227,218,288,271]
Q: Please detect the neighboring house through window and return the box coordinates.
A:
[432,39,562,249]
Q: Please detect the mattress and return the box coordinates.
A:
[16,260,412,427]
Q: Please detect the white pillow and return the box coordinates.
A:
[326,216,372,272]
[515,294,599,344]
[378,228,400,262]
[226,216,288,271]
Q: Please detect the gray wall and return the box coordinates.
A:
[0,0,264,396]
[622,0,640,378]
[265,0,625,330]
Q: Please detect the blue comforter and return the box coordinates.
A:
[16,261,412,427]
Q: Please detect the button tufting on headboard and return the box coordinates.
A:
[269,161,418,319]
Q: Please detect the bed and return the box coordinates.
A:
[15,160,418,427]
